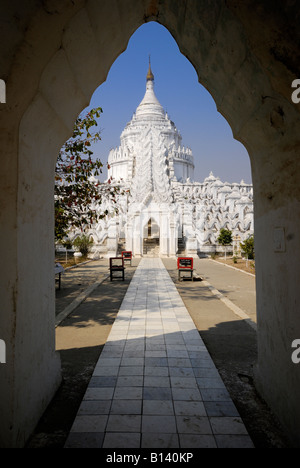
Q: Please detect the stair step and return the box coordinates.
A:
[143,238,160,257]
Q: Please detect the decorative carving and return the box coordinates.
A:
[73,65,254,257]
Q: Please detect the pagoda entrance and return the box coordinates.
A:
[143,217,160,257]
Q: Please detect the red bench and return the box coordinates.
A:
[122,251,132,266]
[177,257,194,281]
[109,257,125,281]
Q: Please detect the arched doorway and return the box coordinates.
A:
[1,1,300,447]
[143,217,160,256]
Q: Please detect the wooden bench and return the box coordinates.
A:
[177,257,194,281]
[122,251,132,266]
[55,262,65,289]
[109,257,125,281]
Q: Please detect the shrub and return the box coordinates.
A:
[240,235,254,260]
[61,238,73,250]
[73,235,93,257]
[217,228,232,247]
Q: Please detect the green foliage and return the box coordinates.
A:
[54,107,119,241]
[217,228,232,246]
[61,238,73,250]
[240,235,255,259]
[55,206,69,241]
[73,235,93,257]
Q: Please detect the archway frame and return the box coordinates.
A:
[1,0,300,447]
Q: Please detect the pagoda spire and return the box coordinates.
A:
[146,56,154,81]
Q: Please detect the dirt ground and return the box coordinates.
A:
[213,257,255,275]
[55,252,89,269]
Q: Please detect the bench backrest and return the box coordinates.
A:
[177,257,193,269]
[110,257,124,268]
[122,251,132,259]
[55,263,65,274]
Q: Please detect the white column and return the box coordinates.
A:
[107,219,118,257]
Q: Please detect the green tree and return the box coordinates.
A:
[54,107,118,241]
[240,235,255,259]
[217,228,232,260]
[73,235,93,257]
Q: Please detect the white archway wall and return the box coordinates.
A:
[1,0,300,447]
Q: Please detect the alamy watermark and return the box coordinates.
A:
[0,79,6,103]
[290,81,300,359]
[0,339,6,364]
[291,79,300,104]
[1,77,299,105]
[291,339,300,364]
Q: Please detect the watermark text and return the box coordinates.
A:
[291,79,300,104]
[0,339,6,363]
[291,339,300,364]
[0,79,6,103]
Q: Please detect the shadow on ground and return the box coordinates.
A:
[163,259,290,448]
[27,258,291,448]
[27,264,138,448]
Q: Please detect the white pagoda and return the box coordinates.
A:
[83,62,254,258]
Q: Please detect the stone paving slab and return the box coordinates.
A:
[64,258,254,448]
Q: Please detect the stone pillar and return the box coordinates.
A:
[159,210,169,256]
[182,203,197,256]
[126,218,133,253]
[233,234,242,257]
[0,97,63,447]
[133,213,142,257]
[182,203,193,238]
[240,106,300,446]
[107,219,118,257]
[186,237,198,257]
[169,220,177,257]
[253,174,300,446]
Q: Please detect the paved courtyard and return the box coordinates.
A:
[64,258,254,448]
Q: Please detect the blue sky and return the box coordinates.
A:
[88,22,252,184]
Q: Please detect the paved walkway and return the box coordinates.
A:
[64,258,254,448]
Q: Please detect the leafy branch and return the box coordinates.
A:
[54,107,119,241]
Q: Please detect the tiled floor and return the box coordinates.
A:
[64,258,254,448]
